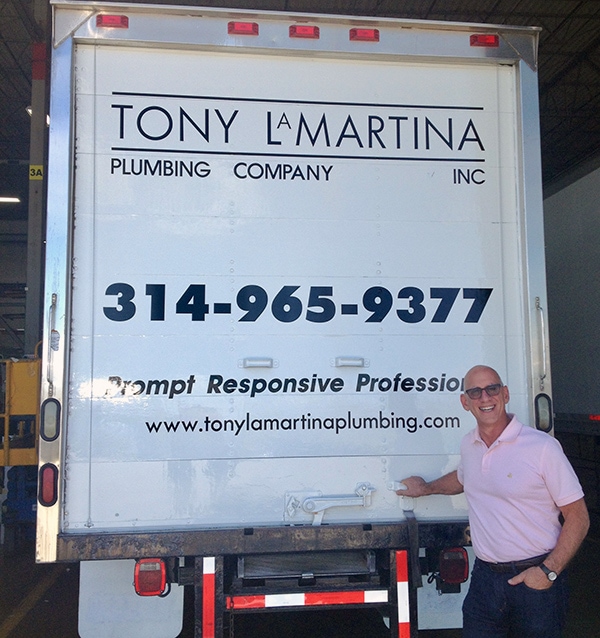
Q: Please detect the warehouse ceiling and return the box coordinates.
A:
[1,0,600,222]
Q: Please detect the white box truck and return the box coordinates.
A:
[37,3,550,636]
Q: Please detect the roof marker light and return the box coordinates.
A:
[349,28,380,42]
[470,34,500,48]
[228,21,259,36]
[96,14,129,29]
[134,559,167,596]
[289,25,320,39]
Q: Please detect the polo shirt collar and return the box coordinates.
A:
[474,413,522,446]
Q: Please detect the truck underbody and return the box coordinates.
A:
[65,519,470,637]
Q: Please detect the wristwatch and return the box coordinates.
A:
[539,563,558,582]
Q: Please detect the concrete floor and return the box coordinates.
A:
[0,534,599,637]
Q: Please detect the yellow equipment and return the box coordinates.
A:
[0,357,40,466]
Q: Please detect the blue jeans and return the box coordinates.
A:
[462,558,569,637]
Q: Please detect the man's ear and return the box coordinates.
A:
[460,394,470,411]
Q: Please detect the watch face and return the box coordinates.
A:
[541,564,558,581]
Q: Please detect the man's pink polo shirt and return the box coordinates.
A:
[457,414,584,563]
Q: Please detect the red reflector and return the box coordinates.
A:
[96,14,129,29]
[32,43,47,81]
[228,21,259,36]
[38,463,58,507]
[470,34,500,48]
[289,25,320,39]
[439,547,469,584]
[134,559,167,596]
[349,28,380,42]
[589,414,600,421]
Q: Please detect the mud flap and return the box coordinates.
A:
[78,559,184,637]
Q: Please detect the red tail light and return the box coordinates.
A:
[134,559,167,596]
[38,463,58,507]
[439,547,469,584]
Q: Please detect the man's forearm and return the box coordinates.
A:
[508,497,589,590]
[544,497,590,575]
[398,471,463,497]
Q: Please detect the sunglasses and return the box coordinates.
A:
[464,383,503,400]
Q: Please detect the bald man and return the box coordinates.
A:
[398,365,589,638]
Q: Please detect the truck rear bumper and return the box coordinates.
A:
[55,519,469,561]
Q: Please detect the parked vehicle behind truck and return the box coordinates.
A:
[37,3,550,636]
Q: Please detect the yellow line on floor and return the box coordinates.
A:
[0,565,65,638]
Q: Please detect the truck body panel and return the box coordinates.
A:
[38,3,548,634]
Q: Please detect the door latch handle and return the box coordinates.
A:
[292,483,376,526]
